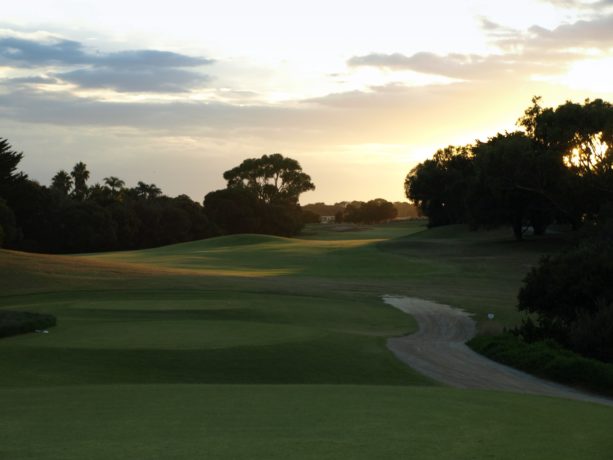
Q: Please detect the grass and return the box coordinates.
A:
[1,385,612,460]
[1,220,611,459]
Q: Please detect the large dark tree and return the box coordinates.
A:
[205,153,314,237]
[223,153,315,204]
[405,146,473,227]
[468,132,562,239]
[520,97,613,222]
[203,188,262,235]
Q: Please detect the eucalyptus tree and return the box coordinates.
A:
[223,153,315,204]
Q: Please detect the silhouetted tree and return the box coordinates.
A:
[223,153,315,204]
[405,146,473,227]
[468,132,560,239]
[0,138,27,201]
[521,97,613,223]
[51,170,73,195]
[203,188,262,235]
[70,162,90,201]
[339,199,398,224]
[131,181,162,200]
[53,201,116,253]
[104,176,125,197]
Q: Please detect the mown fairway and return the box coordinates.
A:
[1,221,612,459]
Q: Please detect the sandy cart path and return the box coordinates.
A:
[384,296,613,407]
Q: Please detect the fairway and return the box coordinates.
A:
[1,220,612,459]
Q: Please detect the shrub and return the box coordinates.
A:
[0,311,57,339]
[516,238,613,359]
[469,334,613,396]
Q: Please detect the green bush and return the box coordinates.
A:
[469,333,613,396]
[516,238,613,360]
[0,311,57,339]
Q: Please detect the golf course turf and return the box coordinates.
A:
[1,220,612,459]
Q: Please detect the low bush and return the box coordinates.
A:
[469,333,613,397]
[0,311,57,339]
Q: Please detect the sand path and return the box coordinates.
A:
[384,295,613,407]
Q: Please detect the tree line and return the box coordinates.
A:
[405,97,613,240]
[302,200,418,224]
[0,146,315,253]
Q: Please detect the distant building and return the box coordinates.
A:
[320,215,335,224]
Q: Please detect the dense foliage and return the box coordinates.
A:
[0,142,316,252]
[0,145,216,253]
[302,201,418,221]
[405,97,613,240]
[203,153,314,236]
[0,310,57,339]
[469,334,613,397]
[515,216,613,362]
[335,199,398,224]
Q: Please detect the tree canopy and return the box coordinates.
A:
[0,141,216,253]
[223,153,315,204]
[405,97,613,239]
[201,153,315,237]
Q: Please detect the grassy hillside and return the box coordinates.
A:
[1,221,611,459]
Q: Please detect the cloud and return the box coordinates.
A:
[347,13,613,81]
[0,34,213,93]
[541,0,613,11]
[348,52,507,80]
[4,75,59,85]
[0,36,85,67]
[0,35,211,68]
[523,14,613,48]
[54,68,209,93]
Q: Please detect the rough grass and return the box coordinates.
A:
[1,220,610,459]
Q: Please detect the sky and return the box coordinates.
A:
[1,0,612,204]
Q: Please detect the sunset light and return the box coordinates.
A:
[0,0,612,202]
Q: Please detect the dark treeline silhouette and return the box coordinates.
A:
[334,199,398,224]
[405,97,613,240]
[303,201,418,222]
[0,145,314,252]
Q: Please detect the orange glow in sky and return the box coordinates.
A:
[0,0,612,203]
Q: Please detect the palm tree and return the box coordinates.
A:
[51,170,73,195]
[104,176,126,194]
[71,162,90,201]
[135,181,162,200]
